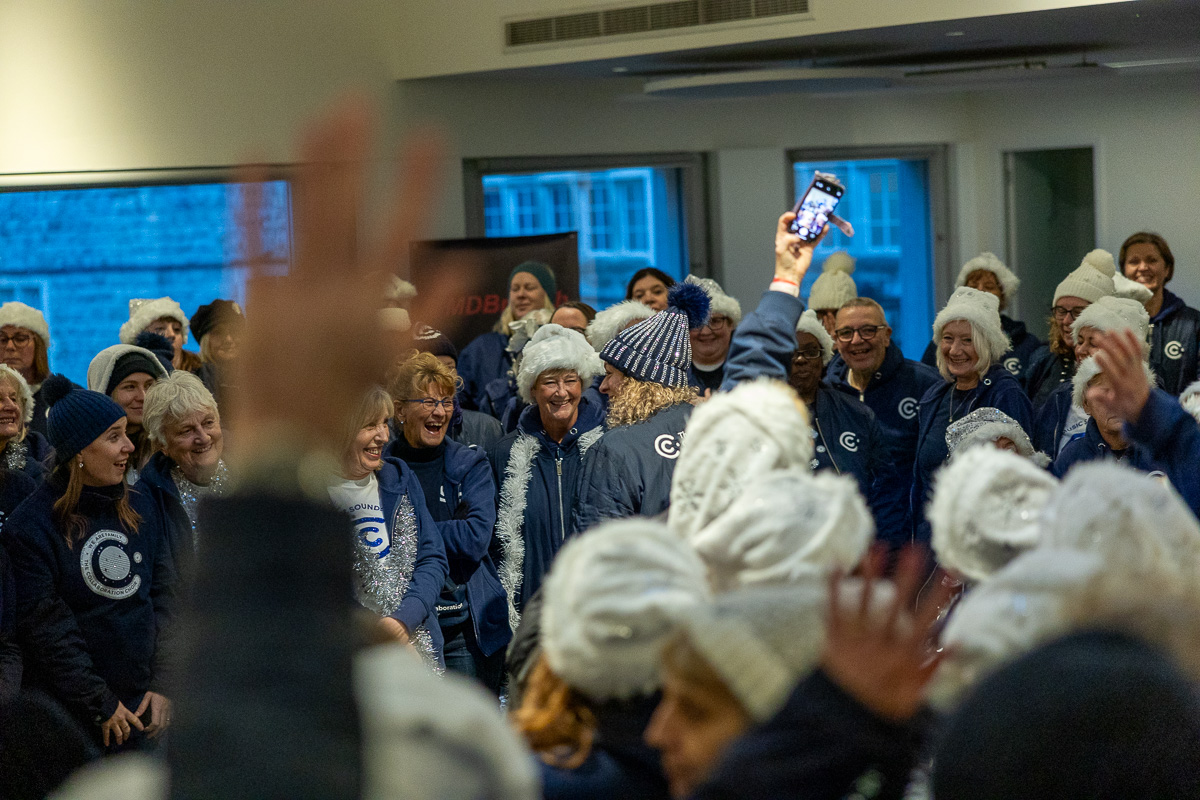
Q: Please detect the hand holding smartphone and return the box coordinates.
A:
[789,172,846,242]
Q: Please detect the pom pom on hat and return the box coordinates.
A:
[955,252,1020,303]
[807,252,857,311]
[586,300,655,352]
[930,446,1056,584]
[667,281,711,330]
[0,301,50,345]
[933,287,1010,363]
[684,275,742,326]
[669,379,813,543]
[119,296,188,345]
[600,284,709,388]
[1053,249,1117,306]
[384,276,417,303]
[795,309,835,366]
[516,324,604,403]
[133,331,176,374]
[687,469,873,592]
[540,519,709,702]
[43,374,127,465]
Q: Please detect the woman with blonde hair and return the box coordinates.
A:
[0,364,53,483]
[0,302,53,437]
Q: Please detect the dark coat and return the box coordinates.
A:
[0,541,22,703]
[386,437,510,658]
[1148,288,1200,395]
[3,479,177,727]
[491,397,605,621]
[453,408,504,454]
[457,331,512,412]
[0,468,37,530]
[719,290,804,391]
[911,365,1034,543]
[1031,380,1075,460]
[1023,345,1074,410]
[922,314,1042,385]
[1051,417,1166,479]
[135,452,196,584]
[1125,388,1200,518]
[574,402,692,534]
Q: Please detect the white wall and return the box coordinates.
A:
[394,70,1200,311]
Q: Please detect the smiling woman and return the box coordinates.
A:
[87,344,169,481]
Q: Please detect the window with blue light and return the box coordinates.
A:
[0,180,291,383]
[480,167,688,309]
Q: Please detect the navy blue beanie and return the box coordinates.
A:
[43,374,126,465]
[509,261,556,299]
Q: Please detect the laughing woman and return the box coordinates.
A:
[0,364,52,483]
[328,385,448,671]
[3,375,177,752]
[87,343,169,481]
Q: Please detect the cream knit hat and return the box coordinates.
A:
[807,252,857,311]
[1053,249,1117,305]
[795,309,835,366]
[932,287,1011,362]
[955,252,1020,304]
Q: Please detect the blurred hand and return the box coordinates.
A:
[101,701,145,747]
[136,690,172,739]
[1090,329,1151,424]
[821,546,953,722]
[774,212,828,286]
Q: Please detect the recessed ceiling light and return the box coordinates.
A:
[946,31,965,36]
[612,66,628,73]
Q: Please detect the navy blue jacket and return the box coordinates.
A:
[1124,389,1200,517]
[0,468,37,530]
[1023,344,1075,410]
[1031,380,1075,461]
[134,452,197,588]
[376,458,449,660]
[719,290,804,391]
[922,314,1042,385]
[911,365,1034,543]
[812,386,910,548]
[574,402,692,533]
[386,437,509,658]
[542,695,668,800]
[1050,417,1165,479]
[1148,288,1200,395]
[0,538,22,703]
[454,408,504,453]
[457,331,512,412]
[3,479,177,726]
[491,397,605,618]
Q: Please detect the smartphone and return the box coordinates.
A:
[789,172,845,242]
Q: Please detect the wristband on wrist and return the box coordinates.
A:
[770,277,801,297]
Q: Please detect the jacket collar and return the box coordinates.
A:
[517,394,604,448]
[1153,288,1185,323]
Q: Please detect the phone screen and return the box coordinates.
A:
[789,177,845,241]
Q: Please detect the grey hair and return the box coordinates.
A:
[143,370,220,447]
[0,364,35,425]
[934,318,997,382]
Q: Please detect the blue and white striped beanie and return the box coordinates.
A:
[601,282,710,388]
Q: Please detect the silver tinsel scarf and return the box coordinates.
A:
[172,460,231,550]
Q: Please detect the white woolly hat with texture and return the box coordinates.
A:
[0,364,35,425]
[795,309,835,366]
[1070,295,1150,347]
[668,378,813,543]
[384,276,418,302]
[86,344,169,394]
[807,252,857,311]
[1054,249,1117,305]
[1039,460,1200,584]
[685,275,742,326]
[119,297,189,345]
[1071,354,1155,410]
[0,301,49,345]
[540,518,710,702]
[929,547,1106,708]
[955,252,1020,303]
[586,300,656,352]
[932,287,1011,362]
[683,581,827,722]
[516,323,604,403]
[1113,271,1154,304]
[930,446,1056,584]
[688,468,873,592]
[945,406,1040,462]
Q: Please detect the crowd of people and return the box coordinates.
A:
[3,104,1200,800]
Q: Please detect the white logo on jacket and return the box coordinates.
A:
[1165,340,1184,360]
[655,433,683,459]
[1004,357,1021,375]
[80,530,142,600]
[898,397,918,420]
[839,432,860,452]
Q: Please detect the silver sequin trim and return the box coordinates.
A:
[171,460,230,551]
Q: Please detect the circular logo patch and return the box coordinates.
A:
[839,432,860,452]
[898,397,918,420]
[1165,340,1184,360]
[80,530,141,600]
[654,434,682,459]
[1004,357,1021,375]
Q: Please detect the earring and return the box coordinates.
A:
[77,458,83,469]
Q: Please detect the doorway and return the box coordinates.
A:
[1004,147,1096,339]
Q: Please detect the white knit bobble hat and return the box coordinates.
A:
[687,468,873,592]
[669,378,813,543]
[930,446,1056,584]
[0,301,49,345]
[540,519,710,702]
[807,252,857,311]
[1053,249,1117,305]
[685,275,742,326]
[586,300,656,352]
[929,547,1106,709]
[955,252,1020,304]
[1113,271,1154,304]
[932,287,1011,362]
[119,297,189,345]
[945,407,1040,462]
[1070,295,1151,347]
[1039,460,1200,584]
[795,309,835,366]
[516,323,604,404]
[683,581,828,722]
[1071,354,1155,410]
[0,364,35,425]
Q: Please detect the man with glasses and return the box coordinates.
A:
[826,298,940,547]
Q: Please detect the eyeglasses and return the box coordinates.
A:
[0,333,33,347]
[1052,306,1087,321]
[833,325,881,343]
[407,398,454,412]
[701,316,731,332]
[794,347,823,361]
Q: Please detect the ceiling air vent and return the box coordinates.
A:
[505,0,809,49]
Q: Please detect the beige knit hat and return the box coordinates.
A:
[1053,249,1117,305]
[807,252,857,311]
